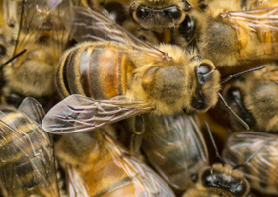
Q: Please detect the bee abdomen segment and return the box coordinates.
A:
[57,43,134,99]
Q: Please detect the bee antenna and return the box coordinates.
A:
[1,49,27,67]
[233,140,269,170]
[218,92,250,130]
[204,121,225,166]
[220,65,265,84]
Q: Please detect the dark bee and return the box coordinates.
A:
[142,113,208,193]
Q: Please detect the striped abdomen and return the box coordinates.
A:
[0,109,59,197]
[57,42,135,99]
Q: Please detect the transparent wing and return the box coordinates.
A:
[220,6,278,59]
[0,111,59,196]
[222,132,278,190]
[65,164,90,197]
[12,0,71,67]
[65,6,171,62]
[18,97,45,124]
[142,114,208,190]
[42,94,152,134]
[221,6,278,31]
[98,132,175,197]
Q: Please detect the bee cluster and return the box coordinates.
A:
[0,0,277,197]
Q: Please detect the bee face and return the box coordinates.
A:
[222,64,278,132]
[183,163,250,197]
[129,0,191,31]
[200,164,250,197]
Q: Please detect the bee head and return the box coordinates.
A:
[189,58,220,113]
[223,85,256,131]
[129,1,191,31]
[198,164,250,197]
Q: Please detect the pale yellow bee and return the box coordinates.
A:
[42,6,220,136]
[178,0,278,66]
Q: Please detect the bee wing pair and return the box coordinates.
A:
[142,114,209,190]
[0,98,59,196]
[66,6,171,61]
[42,94,152,134]
[220,5,278,59]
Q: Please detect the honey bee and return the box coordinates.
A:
[0,97,60,197]
[141,113,208,193]
[42,6,220,134]
[1,0,72,107]
[129,0,192,31]
[222,132,278,196]
[178,0,278,66]
[54,129,176,196]
[222,64,278,132]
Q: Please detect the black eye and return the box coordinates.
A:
[179,15,195,42]
[138,35,147,41]
[227,87,241,103]
[167,6,182,20]
[0,44,6,56]
[198,63,213,75]
[105,2,127,25]
[136,5,150,19]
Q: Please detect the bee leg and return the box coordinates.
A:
[129,115,145,156]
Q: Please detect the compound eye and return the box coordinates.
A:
[0,44,6,55]
[198,63,213,75]
[167,6,182,19]
[227,87,242,102]
[179,15,195,42]
[138,35,147,41]
[136,5,149,19]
